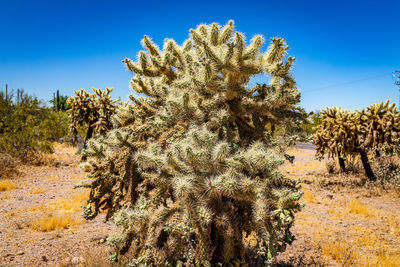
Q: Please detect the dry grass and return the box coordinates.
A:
[320,240,359,266]
[286,146,315,156]
[25,151,58,166]
[29,187,45,194]
[0,153,18,179]
[48,191,89,213]
[11,191,89,215]
[0,192,11,200]
[7,190,89,233]
[22,143,76,167]
[376,251,400,267]
[283,146,400,266]
[25,191,88,232]
[29,214,81,232]
[311,226,359,266]
[301,187,315,204]
[0,180,17,192]
[346,199,376,217]
[386,214,400,238]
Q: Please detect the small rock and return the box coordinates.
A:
[64,257,71,264]
[42,255,48,262]
[16,251,24,255]
[71,257,80,264]
[71,256,86,265]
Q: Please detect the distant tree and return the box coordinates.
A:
[299,110,321,135]
[0,90,69,161]
[49,95,70,111]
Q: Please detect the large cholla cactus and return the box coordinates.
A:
[315,100,400,180]
[67,88,119,159]
[82,21,302,265]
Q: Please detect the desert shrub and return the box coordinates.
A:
[0,179,17,192]
[0,90,69,163]
[325,159,336,174]
[374,156,400,189]
[344,158,363,174]
[0,153,18,179]
[80,21,302,265]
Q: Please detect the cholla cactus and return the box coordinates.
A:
[315,100,400,180]
[82,21,302,265]
[315,107,358,171]
[67,88,119,159]
[359,100,400,151]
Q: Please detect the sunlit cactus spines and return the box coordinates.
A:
[315,100,400,180]
[81,21,302,265]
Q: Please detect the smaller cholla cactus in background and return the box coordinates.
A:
[358,100,400,154]
[315,107,357,172]
[67,88,119,160]
[315,100,400,181]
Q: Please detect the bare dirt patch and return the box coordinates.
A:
[0,144,116,267]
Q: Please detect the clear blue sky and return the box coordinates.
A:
[1,0,399,111]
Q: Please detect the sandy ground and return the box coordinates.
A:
[1,143,399,266]
[276,145,400,266]
[0,144,115,267]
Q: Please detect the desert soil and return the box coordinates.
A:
[0,144,116,267]
[1,143,399,266]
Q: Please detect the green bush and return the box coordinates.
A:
[0,90,69,162]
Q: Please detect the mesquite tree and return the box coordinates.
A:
[315,100,400,181]
[81,21,302,265]
[67,88,119,160]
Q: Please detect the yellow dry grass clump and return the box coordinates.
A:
[301,187,315,203]
[29,214,81,232]
[320,239,359,266]
[27,191,89,232]
[29,187,45,194]
[0,180,17,192]
[0,192,11,200]
[48,191,89,213]
[386,214,400,238]
[346,199,376,217]
[376,252,400,267]
[7,190,89,232]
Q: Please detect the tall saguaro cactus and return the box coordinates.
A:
[82,21,302,265]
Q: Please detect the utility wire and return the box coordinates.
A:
[301,72,392,93]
